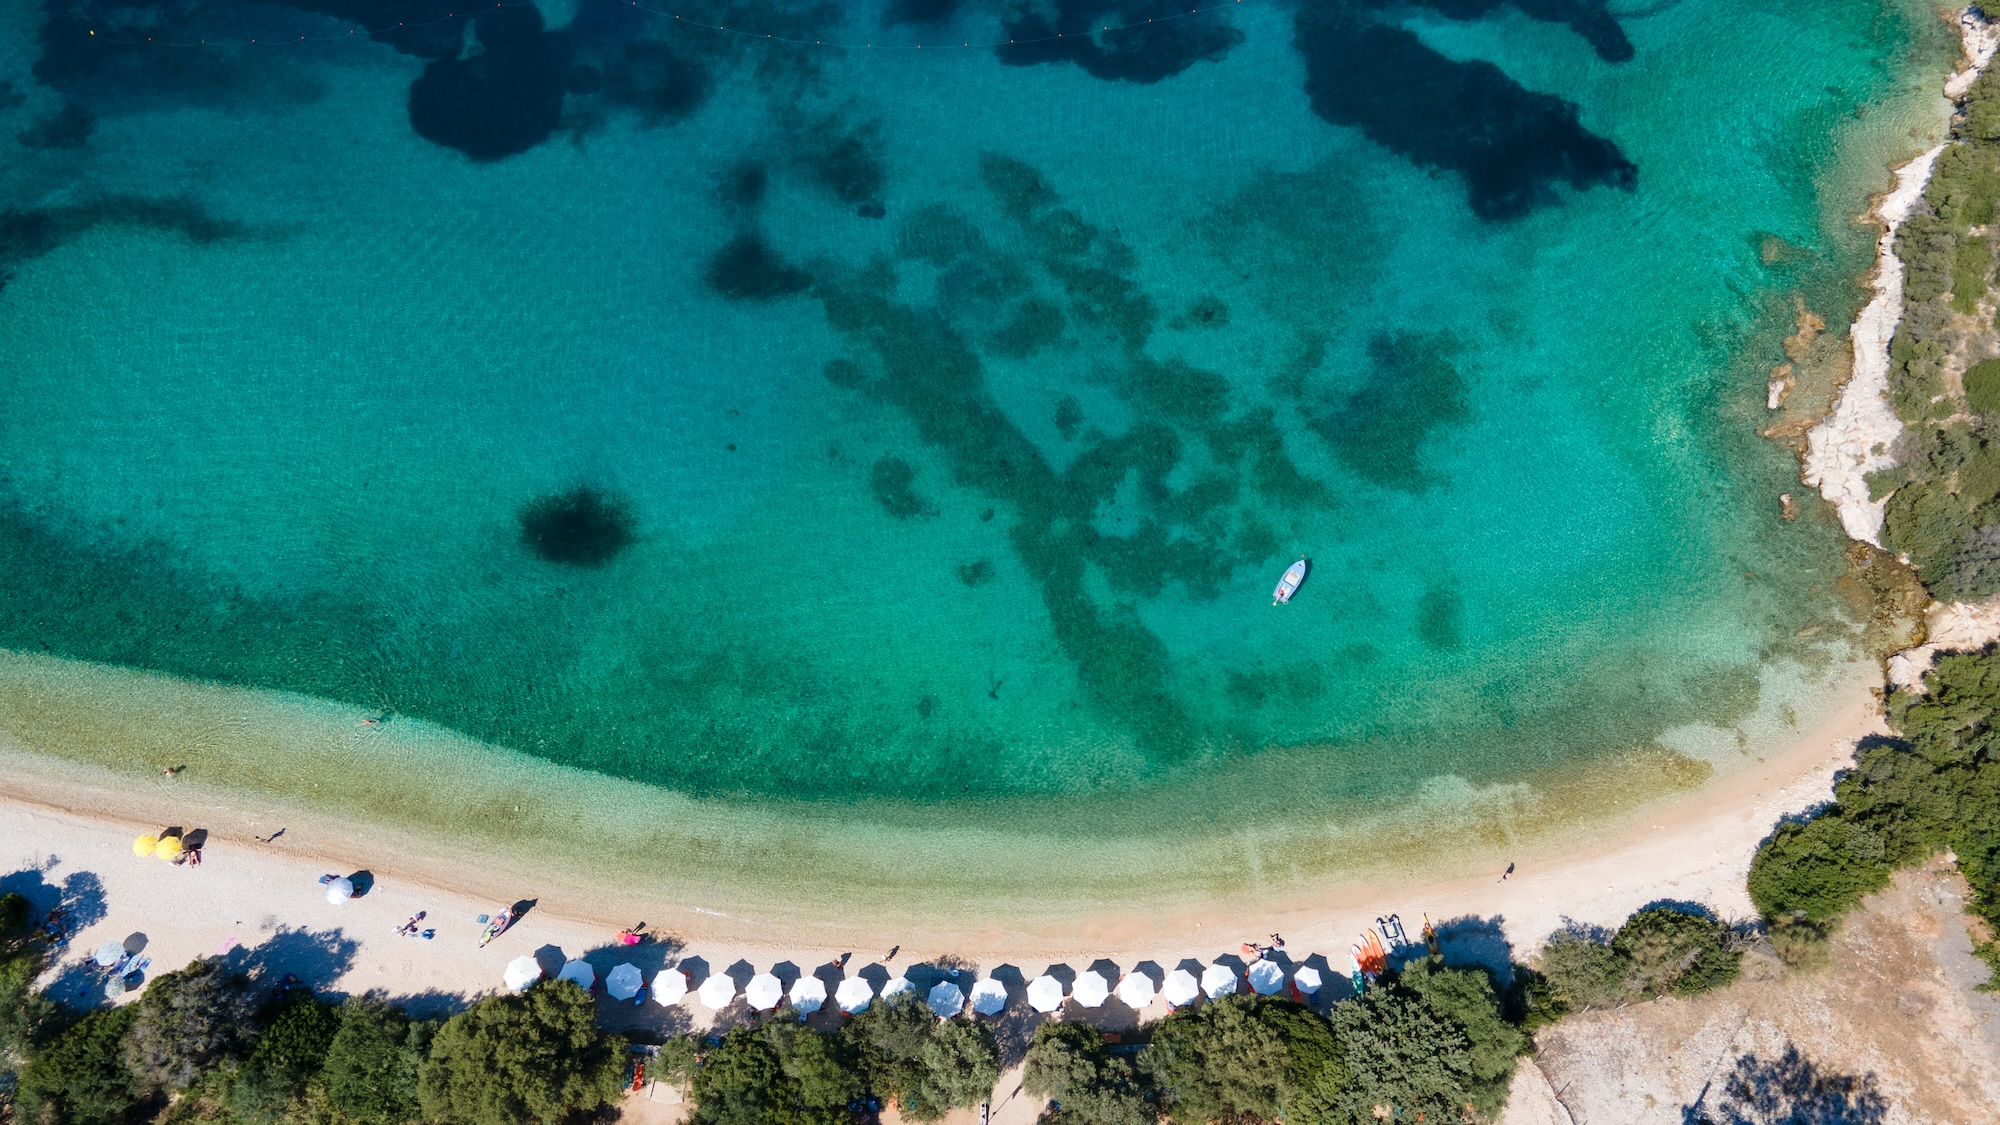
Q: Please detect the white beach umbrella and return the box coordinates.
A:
[1071,970,1111,1008]
[606,963,644,1001]
[1292,966,1323,996]
[1246,959,1285,996]
[927,981,965,1018]
[1026,974,1065,1013]
[790,975,828,1016]
[698,973,737,1009]
[652,969,689,1006]
[881,975,915,1001]
[324,876,354,904]
[968,977,1008,1016]
[503,955,542,992]
[746,972,785,1011]
[93,940,124,968]
[1202,963,1238,999]
[557,960,595,990]
[1162,968,1200,1006]
[1117,972,1156,1008]
[835,976,874,1014]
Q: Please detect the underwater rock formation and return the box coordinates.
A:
[998,0,1243,84]
[869,457,937,519]
[18,102,94,149]
[1294,6,1635,220]
[704,233,811,300]
[517,486,638,566]
[407,4,573,161]
[1308,331,1469,491]
[602,41,710,124]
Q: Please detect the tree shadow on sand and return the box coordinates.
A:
[1683,1044,1889,1125]
[222,925,362,997]
[0,865,109,936]
[1384,914,1514,985]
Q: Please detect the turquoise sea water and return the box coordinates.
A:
[0,0,1957,844]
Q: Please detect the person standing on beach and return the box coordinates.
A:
[1500,861,1515,882]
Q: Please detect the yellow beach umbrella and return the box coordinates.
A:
[132,835,158,857]
[154,835,184,862]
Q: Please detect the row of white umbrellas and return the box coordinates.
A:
[505,955,1323,1014]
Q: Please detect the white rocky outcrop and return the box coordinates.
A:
[1800,145,1938,547]
[1888,595,2000,687]
[1804,9,1997,548]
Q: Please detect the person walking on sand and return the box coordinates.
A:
[1500,861,1515,882]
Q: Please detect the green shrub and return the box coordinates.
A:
[1748,817,1895,923]
[123,959,256,1092]
[323,998,427,1125]
[652,1036,698,1087]
[1952,235,1993,314]
[1967,358,2000,415]
[16,1005,144,1125]
[1747,648,2000,988]
[416,981,625,1125]
[1533,931,1628,1014]
[0,891,28,940]
[1612,908,1741,998]
[0,943,59,1065]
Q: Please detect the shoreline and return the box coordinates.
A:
[2,665,1887,997]
[1803,7,2000,675]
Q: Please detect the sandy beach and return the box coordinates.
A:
[2,668,1887,1020]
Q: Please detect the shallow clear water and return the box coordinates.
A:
[0,0,1956,848]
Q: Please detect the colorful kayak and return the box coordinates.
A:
[1272,557,1308,605]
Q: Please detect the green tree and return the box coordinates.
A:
[689,1027,791,1125]
[1141,995,1338,1125]
[416,981,626,1125]
[1326,987,1476,1125]
[16,1006,144,1125]
[652,1036,699,1088]
[1396,960,1526,1117]
[842,993,933,1104]
[323,997,429,1125]
[762,1019,866,1121]
[0,890,59,1092]
[228,993,344,1125]
[910,1018,999,1121]
[1021,1022,1151,1125]
[124,959,256,1092]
